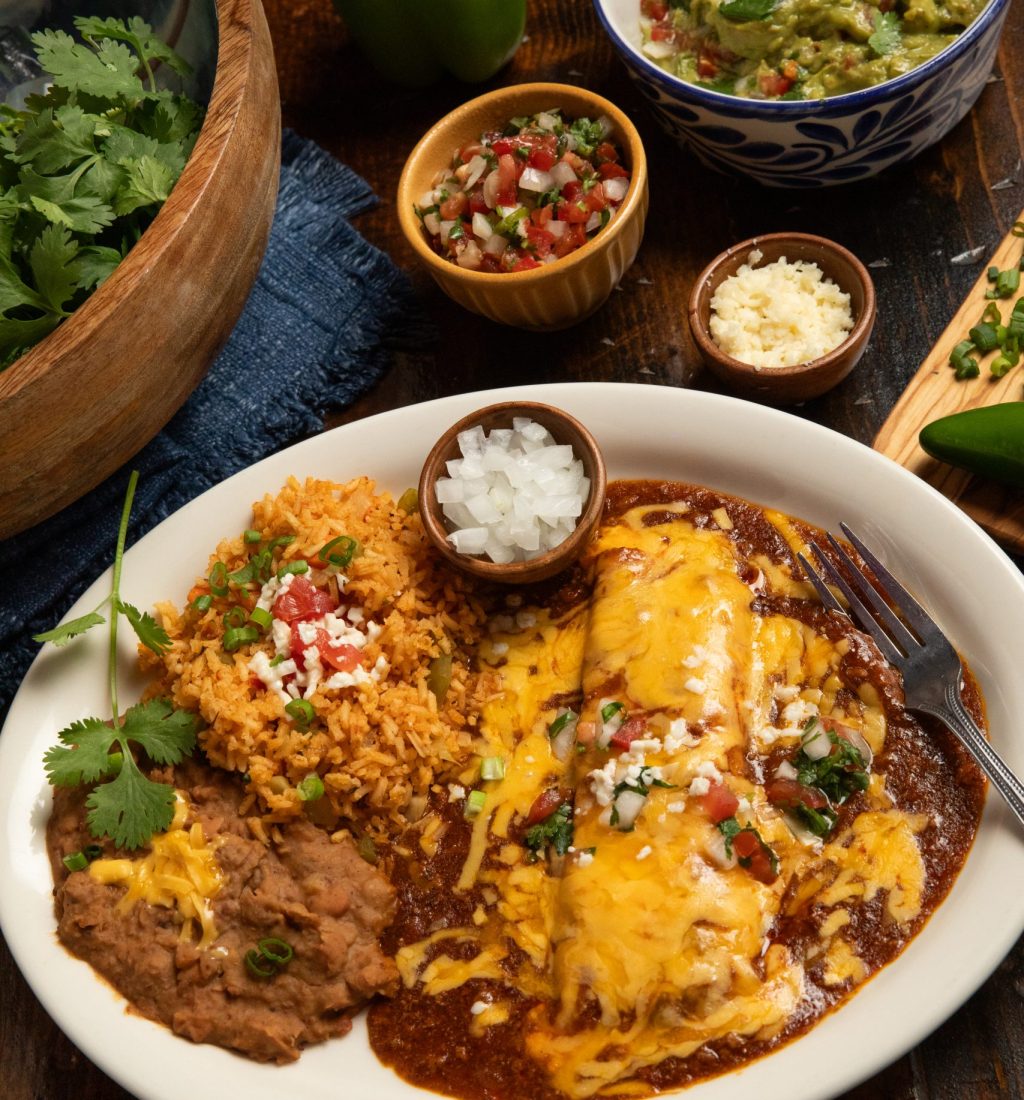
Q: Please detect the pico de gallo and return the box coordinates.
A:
[413,108,632,273]
[639,0,988,101]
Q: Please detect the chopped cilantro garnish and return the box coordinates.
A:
[524,802,574,860]
[795,730,869,806]
[568,116,605,159]
[718,0,777,21]
[868,10,901,57]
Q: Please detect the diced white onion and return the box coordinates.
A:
[642,39,676,58]
[585,211,602,233]
[801,719,831,761]
[548,219,567,239]
[774,759,799,780]
[423,212,441,236]
[439,219,455,238]
[550,160,577,188]
[597,114,614,138]
[536,111,560,131]
[550,709,579,762]
[464,154,488,190]
[603,176,629,203]
[483,233,508,257]
[418,190,436,209]
[439,418,588,563]
[472,212,493,240]
[613,789,648,831]
[520,166,555,193]
[483,169,501,209]
[457,240,483,270]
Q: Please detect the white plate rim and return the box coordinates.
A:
[2,381,1023,1100]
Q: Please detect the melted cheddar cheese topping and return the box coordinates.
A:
[89,792,223,949]
[401,496,930,1099]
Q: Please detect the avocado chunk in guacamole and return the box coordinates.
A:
[639,0,989,100]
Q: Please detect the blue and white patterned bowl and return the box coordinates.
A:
[593,0,1010,187]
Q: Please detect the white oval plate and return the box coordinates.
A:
[3,382,1023,1100]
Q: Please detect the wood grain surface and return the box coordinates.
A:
[874,211,1024,547]
[4,0,1024,1098]
[0,0,281,539]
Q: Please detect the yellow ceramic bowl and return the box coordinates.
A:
[397,82,648,331]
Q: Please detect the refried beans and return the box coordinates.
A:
[47,755,398,1062]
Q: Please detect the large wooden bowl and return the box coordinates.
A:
[0,0,281,539]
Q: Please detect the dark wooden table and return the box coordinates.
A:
[4,0,1024,1096]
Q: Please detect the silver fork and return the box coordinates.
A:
[798,522,1024,831]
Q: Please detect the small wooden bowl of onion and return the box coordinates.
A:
[418,401,607,584]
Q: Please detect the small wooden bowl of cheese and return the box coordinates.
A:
[687,233,876,405]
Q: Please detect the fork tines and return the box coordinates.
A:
[797,524,939,667]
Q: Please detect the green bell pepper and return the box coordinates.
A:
[918,402,1024,487]
[332,0,526,87]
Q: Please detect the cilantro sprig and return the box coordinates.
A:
[0,17,204,369]
[39,470,198,849]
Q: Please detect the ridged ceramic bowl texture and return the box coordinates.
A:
[418,401,607,584]
[0,0,281,538]
[688,233,876,404]
[397,83,648,330]
[594,0,1010,187]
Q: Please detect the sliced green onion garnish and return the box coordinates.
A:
[319,535,360,569]
[244,529,262,543]
[83,844,103,861]
[250,607,273,629]
[358,835,379,864]
[277,560,309,580]
[464,789,487,819]
[223,606,247,629]
[548,709,578,738]
[969,321,1000,352]
[601,701,625,723]
[495,206,528,236]
[269,654,285,667]
[480,756,505,781]
[257,937,293,964]
[285,698,316,728]
[208,561,229,597]
[223,625,260,652]
[298,774,324,801]
[191,594,213,613]
[106,751,123,774]
[397,488,419,513]
[244,948,277,979]
[63,851,88,872]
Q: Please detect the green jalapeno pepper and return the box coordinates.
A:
[333,0,526,87]
[918,402,1024,487]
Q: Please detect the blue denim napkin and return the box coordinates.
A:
[0,130,427,714]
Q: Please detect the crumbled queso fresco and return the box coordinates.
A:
[709,249,853,370]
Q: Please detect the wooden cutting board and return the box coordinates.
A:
[873,209,1024,551]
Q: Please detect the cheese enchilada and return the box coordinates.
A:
[369,480,985,1099]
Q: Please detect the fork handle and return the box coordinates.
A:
[925,683,1024,831]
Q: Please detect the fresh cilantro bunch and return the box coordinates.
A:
[0,17,204,369]
[38,470,200,849]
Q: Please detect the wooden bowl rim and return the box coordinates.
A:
[396,81,648,289]
[687,232,877,388]
[0,0,259,403]
[418,400,608,584]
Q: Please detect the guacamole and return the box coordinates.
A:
[639,0,989,100]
